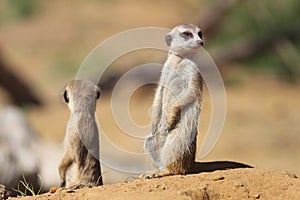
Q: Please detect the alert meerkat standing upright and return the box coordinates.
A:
[142,24,204,178]
[58,80,103,188]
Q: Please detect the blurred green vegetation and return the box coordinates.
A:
[211,0,300,43]
[10,0,38,18]
[0,0,41,25]
[207,0,300,81]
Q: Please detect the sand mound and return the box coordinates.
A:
[8,168,299,200]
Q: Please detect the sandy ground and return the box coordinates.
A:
[8,168,300,200]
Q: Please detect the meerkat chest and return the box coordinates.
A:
[161,60,196,94]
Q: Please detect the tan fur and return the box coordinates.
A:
[142,24,203,178]
[58,80,102,188]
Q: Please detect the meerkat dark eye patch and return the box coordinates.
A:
[63,90,69,103]
[198,31,202,39]
[181,31,193,39]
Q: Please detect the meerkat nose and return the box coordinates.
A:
[198,41,204,46]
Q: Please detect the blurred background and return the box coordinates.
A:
[0,0,299,196]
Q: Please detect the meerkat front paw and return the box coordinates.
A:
[167,115,178,132]
[166,107,181,131]
[151,125,158,136]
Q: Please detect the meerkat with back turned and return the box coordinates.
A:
[142,24,204,178]
[58,80,103,188]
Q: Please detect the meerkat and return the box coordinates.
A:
[58,80,103,188]
[142,24,204,178]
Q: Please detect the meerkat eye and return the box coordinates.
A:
[198,31,202,39]
[63,90,69,103]
[181,31,193,39]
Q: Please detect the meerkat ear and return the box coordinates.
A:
[165,34,172,46]
[63,90,69,103]
[95,87,101,100]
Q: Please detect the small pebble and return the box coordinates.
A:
[213,176,225,181]
[234,182,244,188]
[252,194,260,199]
[49,187,58,193]
[280,171,298,178]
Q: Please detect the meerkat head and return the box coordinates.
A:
[165,24,204,55]
[63,80,100,112]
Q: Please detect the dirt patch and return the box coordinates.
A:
[8,168,299,200]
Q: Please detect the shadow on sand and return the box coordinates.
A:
[189,161,253,174]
